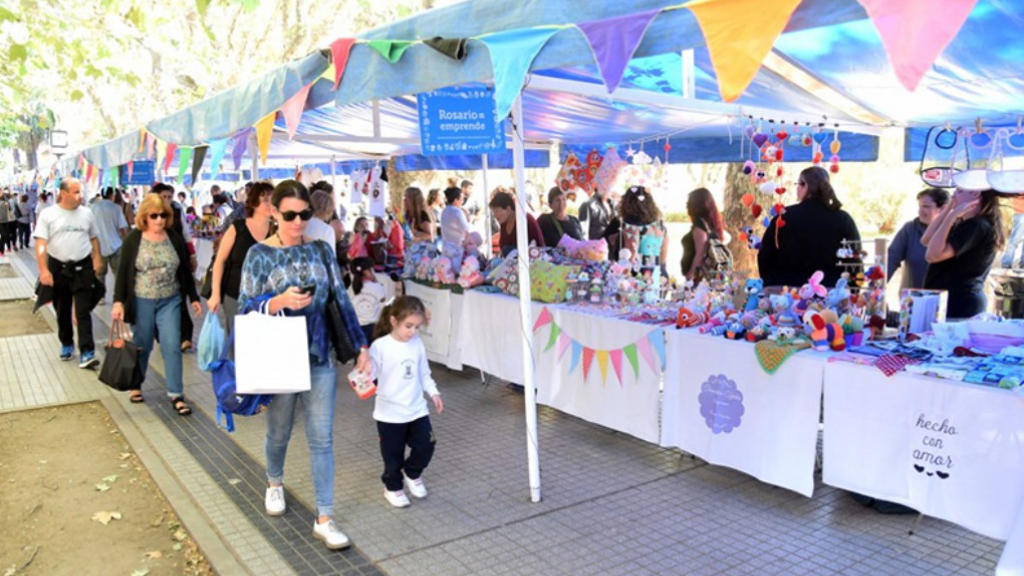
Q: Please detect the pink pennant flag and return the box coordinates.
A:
[637,336,657,374]
[281,82,313,140]
[532,307,553,333]
[556,333,571,361]
[162,143,177,174]
[609,349,624,385]
[145,132,156,160]
[857,0,978,92]
[329,38,356,90]
[127,160,134,181]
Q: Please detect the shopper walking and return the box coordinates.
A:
[16,193,31,249]
[91,187,130,303]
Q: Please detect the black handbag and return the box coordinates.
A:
[316,242,359,364]
[98,320,145,391]
[200,267,213,300]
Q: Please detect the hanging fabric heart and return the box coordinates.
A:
[775,186,786,195]
[744,125,756,139]
[812,151,824,164]
[776,166,785,177]
[813,132,829,145]
[769,205,778,217]
[751,204,763,218]
[762,216,771,227]
[741,193,754,207]
[774,148,784,162]
[753,133,769,148]
[774,202,786,215]
[778,217,786,228]
[830,140,842,154]
[775,130,788,141]
[801,134,812,147]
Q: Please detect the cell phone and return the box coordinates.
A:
[299,285,316,295]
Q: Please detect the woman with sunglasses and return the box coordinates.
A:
[238,179,369,551]
[758,166,860,288]
[112,194,203,412]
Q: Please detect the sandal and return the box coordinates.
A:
[129,391,145,403]
[170,396,192,416]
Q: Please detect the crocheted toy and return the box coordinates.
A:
[415,255,432,281]
[464,231,484,260]
[743,278,764,312]
[826,277,851,311]
[771,293,801,328]
[676,306,709,329]
[724,320,747,340]
[434,257,455,285]
[805,310,845,351]
[457,256,484,289]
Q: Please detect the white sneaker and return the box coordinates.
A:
[384,489,411,508]
[403,473,427,499]
[265,485,286,516]
[312,519,351,550]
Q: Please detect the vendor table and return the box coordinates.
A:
[403,281,464,371]
[460,290,663,443]
[375,272,399,301]
[660,330,827,497]
[823,361,1024,572]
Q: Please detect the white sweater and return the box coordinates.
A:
[369,334,439,423]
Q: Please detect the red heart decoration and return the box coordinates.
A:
[777,218,786,228]
[774,149,784,161]
[775,187,785,195]
[776,130,788,140]
[776,166,784,177]
[830,163,840,174]
[774,203,785,213]
[751,204,763,218]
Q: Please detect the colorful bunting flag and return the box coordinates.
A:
[424,37,468,60]
[686,0,802,102]
[254,112,276,166]
[479,26,565,119]
[623,343,639,380]
[127,160,134,182]
[319,63,336,82]
[596,350,609,384]
[367,39,414,63]
[577,10,661,93]
[569,341,583,374]
[281,83,313,139]
[191,145,207,184]
[533,307,553,332]
[582,347,595,381]
[648,330,666,370]
[857,0,978,92]
[207,139,227,180]
[138,128,147,154]
[162,142,177,174]
[145,132,156,160]
[637,336,657,374]
[177,147,193,185]
[85,164,93,184]
[556,333,571,361]
[230,128,253,171]
[610,349,624,385]
[329,38,356,90]
[545,323,561,352]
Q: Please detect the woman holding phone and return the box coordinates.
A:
[922,188,1003,319]
[238,179,369,550]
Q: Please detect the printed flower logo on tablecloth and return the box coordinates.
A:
[698,374,745,434]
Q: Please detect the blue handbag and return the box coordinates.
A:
[209,329,273,432]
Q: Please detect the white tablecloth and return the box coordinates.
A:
[403,281,463,371]
[661,331,827,497]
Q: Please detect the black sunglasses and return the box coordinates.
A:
[280,209,313,222]
[148,212,169,220]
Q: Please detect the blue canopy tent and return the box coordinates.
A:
[54,0,1024,504]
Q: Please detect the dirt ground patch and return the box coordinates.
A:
[0,403,213,576]
[0,264,17,279]
[0,301,51,338]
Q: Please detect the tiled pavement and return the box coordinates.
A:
[0,249,1006,576]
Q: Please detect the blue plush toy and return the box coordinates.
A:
[744,278,764,312]
[772,292,801,328]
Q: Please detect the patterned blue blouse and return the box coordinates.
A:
[239,240,367,364]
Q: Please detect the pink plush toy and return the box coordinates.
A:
[464,231,484,258]
[415,255,432,281]
[457,256,484,288]
[434,256,455,285]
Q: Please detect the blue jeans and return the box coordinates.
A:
[1002,214,1024,269]
[133,296,184,396]
[265,362,338,518]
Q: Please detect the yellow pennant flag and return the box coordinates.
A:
[138,128,147,154]
[319,63,336,82]
[254,111,276,166]
[596,350,609,385]
[155,139,168,171]
[686,0,802,102]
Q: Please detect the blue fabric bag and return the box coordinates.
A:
[209,329,273,432]
[197,313,226,372]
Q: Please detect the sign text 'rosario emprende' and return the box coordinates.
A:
[417,87,506,156]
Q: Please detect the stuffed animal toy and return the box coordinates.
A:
[745,324,768,342]
[826,277,851,311]
[457,256,484,289]
[610,249,633,276]
[434,257,455,285]
[769,326,798,343]
[464,231,484,260]
[744,278,764,312]
[415,255,432,281]
[724,320,747,340]
[805,310,845,351]
[676,306,709,329]
[772,293,801,328]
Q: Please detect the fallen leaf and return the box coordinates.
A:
[91,511,122,525]
[227,478,241,486]
[144,550,162,560]
[102,475,118,483]
[173,529,187,541]
[131,570,150,576]
[95,483,110,492]
[120,464,129,469]
[38,460,48,464]
[171,543,182,552]
[118,453,131,460]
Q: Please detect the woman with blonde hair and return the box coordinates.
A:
[112,194,202,412]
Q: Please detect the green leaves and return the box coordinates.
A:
[8,43,27,63]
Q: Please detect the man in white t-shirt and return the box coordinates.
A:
[91,187,129,303]
[35,178,103,367]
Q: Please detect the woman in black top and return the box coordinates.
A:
[923,188,1003,319]
[207,181,273,336]
[681,187,729,282]
[758,166,861,288]
[537,187,585,247]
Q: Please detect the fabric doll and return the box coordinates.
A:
[434,256,455,284]
[744,278,764,312]
[457,256,484,289]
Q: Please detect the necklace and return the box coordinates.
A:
[275,231,305,247]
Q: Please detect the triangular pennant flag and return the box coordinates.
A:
[97,168,105,187]
[568,341,583,374]
[111,166,119,188]
[582,347,595,381]
[145,132,156,159]
[556,333,571,361]
[319,63,336,82]
[329,38,356,90]
[610,349,624,385]
[254,112,276,166]
[637,336,657,374]
[191,145,207,184]
[162,143,177,174]
[544,323,561,352]
[155,140,168,172]
[207,139,228,180]
[85,164,94,184]
[686,0,803,102]
[367,39,414,63]
[281,83,313,139]
[623,343,640,379]
[176,146,193,185]
[77,154,85,171]
[424,37,468,60]
[648,330,666,370]
[230,128,252,171]
[127,160,134,182]
[596,350,609,384]
[480,26,563,119]
[857,0,978,92]
[138,128,147,154]
[532,307,553,332]
[577,9,661,93]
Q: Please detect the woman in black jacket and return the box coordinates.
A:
[112,194,202,413]
[758,166,861,288]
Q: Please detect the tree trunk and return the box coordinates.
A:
[722,162,759,278]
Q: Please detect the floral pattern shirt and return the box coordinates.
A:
[135,237,180,299]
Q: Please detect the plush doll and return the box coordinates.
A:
[805,310,845,351]
[772,293,800,328]
[744,278,764,312]
[434,257,455,285]
[676,306,709,329]
[610,249,633,276]
[827,276,851,311]
[724,320,747,340]
[796,271,826,317]
[415,255,432,281]
[441,241,464,272]
[457,256,484,289]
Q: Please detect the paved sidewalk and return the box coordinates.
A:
[0,249,1006,576]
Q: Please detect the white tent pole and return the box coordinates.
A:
[250,133,259,182]
[481,153,490,241]
[511,93,542,503]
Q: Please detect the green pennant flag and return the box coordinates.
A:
[177,146,193,185]
[544,323,561,352]
[623,343,640,379]
[367,40,413,63]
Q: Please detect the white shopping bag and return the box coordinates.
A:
[234,312,311,394]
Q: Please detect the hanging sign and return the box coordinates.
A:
[417,86,506,156]
[124,160,155,186]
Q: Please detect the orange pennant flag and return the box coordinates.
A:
[686,0,803,102]
[254,111,277,166]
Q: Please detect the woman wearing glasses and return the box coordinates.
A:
[238,179,369,551]
[112,193,203,412]
[758,166,861,288]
